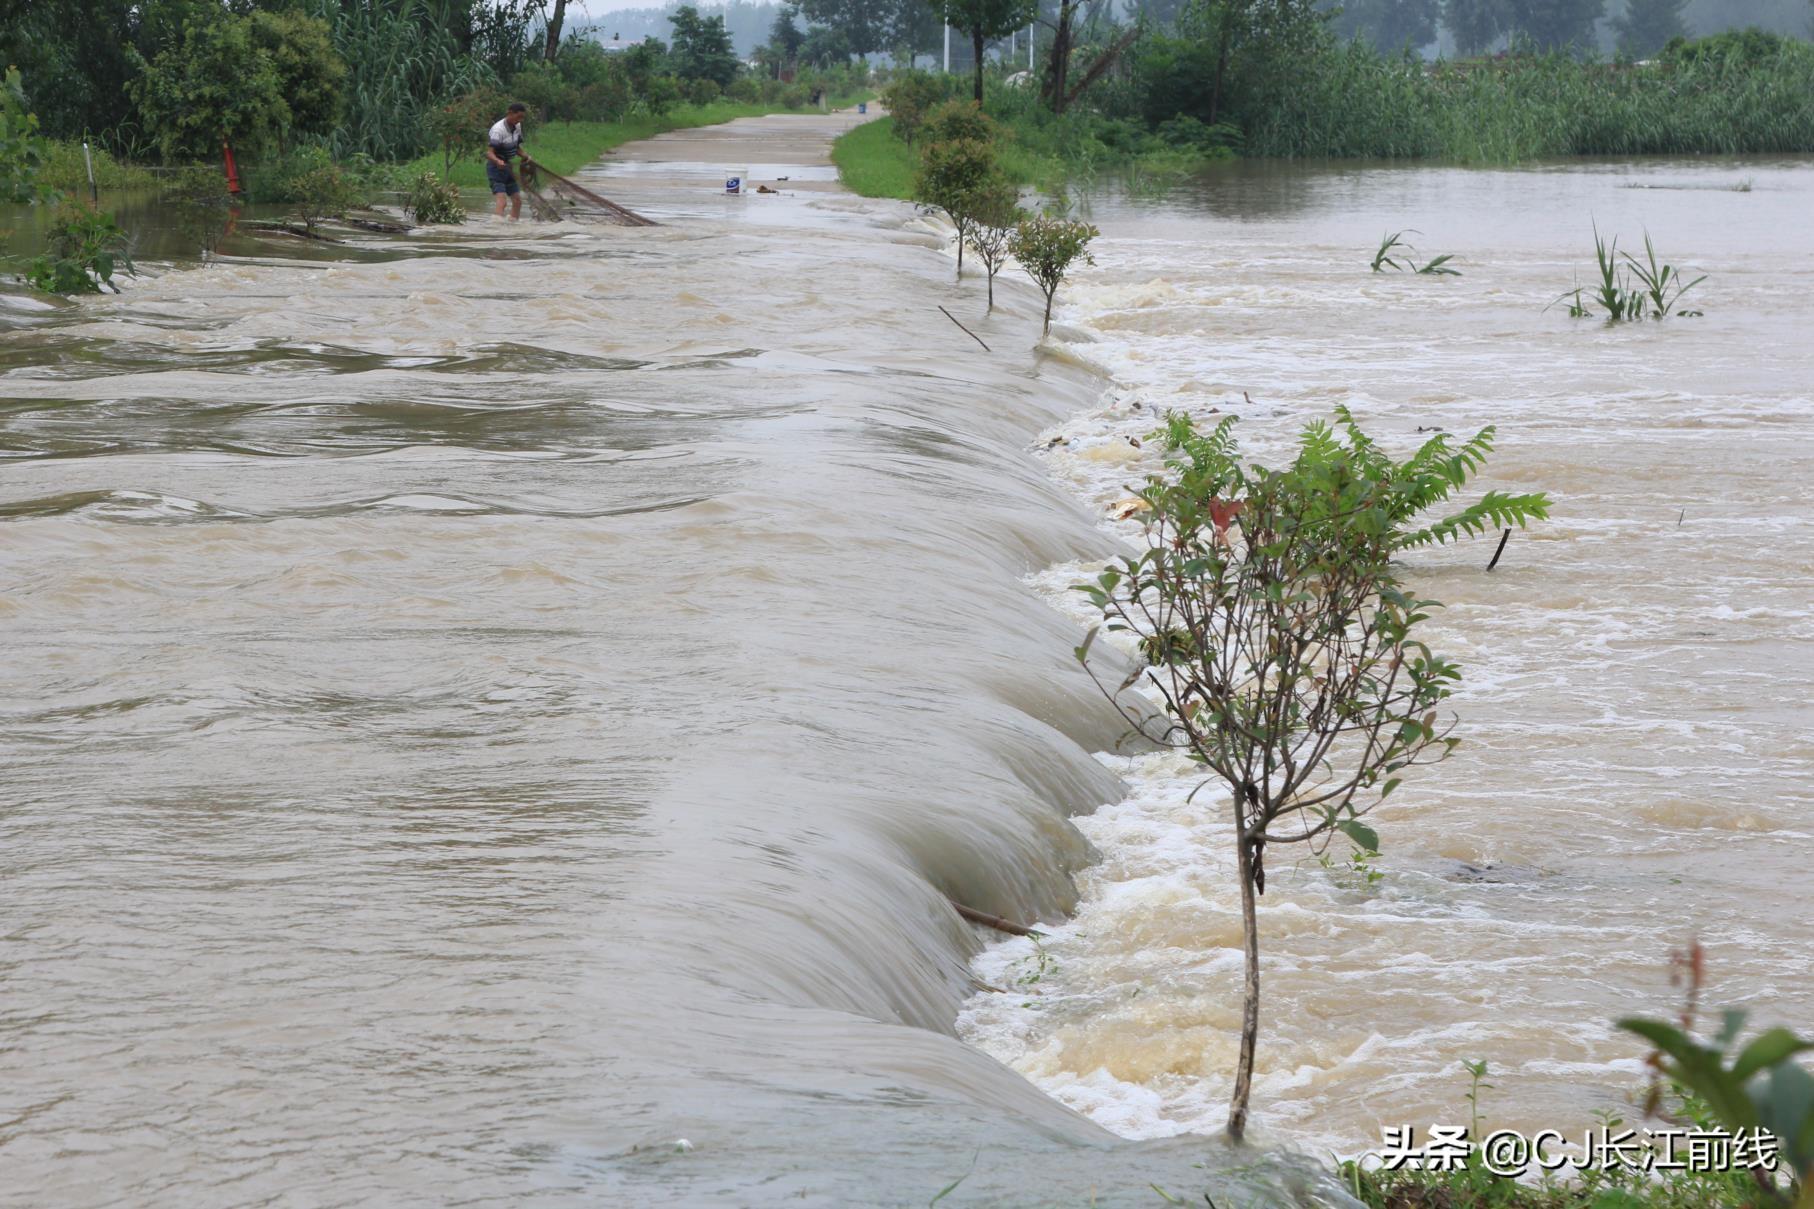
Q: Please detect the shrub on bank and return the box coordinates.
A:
[404,171,464,225]
[883,70,958,145]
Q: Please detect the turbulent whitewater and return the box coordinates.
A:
[960,157,1814,1157]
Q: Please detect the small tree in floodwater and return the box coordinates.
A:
[1076,408,1548,1141]
[965,184,1023,312]
[1010,214,1097,335]
[914,137,1002,281]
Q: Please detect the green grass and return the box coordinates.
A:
[39,140,158,194]
[831,116,917,199]
[411,96,871,189]
[832,113,1087,200]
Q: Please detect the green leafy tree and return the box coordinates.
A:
[769,4,807,67]
[619,36,671,91]
[0,0,140,144]
[285,156,362,234]
[1185,0,1332,126]
[510,60,579,122]
[249,10,345,142]
[881,70,951,143]
[427,85,507,175]
[891,0,947,67]
[669,5,741,87]
[1008,213,1097,333]
[405,171,466,225]
[1614,0,1690,56]
[931,0,1038,101]
[920,97,997,142]
[555,37,616,88]
[129,13,292,161]
[798,0,899,58]
[1329,0,1441,48]
[1504,0,1607,49]
[964,184,1023,310]
[914,136,1005,280]
[1076,409,1548,1141]
[798,23,853,65]
[1443,0,1512,52]
[1,66,51,204]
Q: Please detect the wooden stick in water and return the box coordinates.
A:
[938,305,991,352]
[952,902,1037,936]
[1486,527,1512,572]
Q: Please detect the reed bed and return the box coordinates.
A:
[1236,40,1814,162]
[307,0,498,162]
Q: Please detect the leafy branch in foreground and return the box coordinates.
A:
[1618,944,1814,1204]
[1076,409,1547,1142]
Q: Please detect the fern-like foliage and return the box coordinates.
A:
[1158,405,1549,552]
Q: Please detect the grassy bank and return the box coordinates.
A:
[39,141,159,195]
[410,95,870,190]
[832,110,1174,201]
[830,117,916,200]
[29,96,873,205]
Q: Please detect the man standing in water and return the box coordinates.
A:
[486,102,531,220]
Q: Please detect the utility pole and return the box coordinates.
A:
[1028,22,1035,71]
[943,24,950,73]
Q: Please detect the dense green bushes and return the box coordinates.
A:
[1,67,50,204]
[5,0,875,172]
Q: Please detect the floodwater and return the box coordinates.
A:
[960,156,1814,1158]
[0,116,1341,1207]
[2,127,1808,1207]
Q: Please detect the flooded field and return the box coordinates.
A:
[2,122,1809,1206]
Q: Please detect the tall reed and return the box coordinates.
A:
[1233,40,1814,162]
[307,0,502,161]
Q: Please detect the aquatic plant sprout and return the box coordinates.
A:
[1557,225,1705,321]
[1372,229,1461,276]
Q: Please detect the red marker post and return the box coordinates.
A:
[222,140,244,196]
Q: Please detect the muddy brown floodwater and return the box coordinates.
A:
[6,117,1810,1206]
[0,115,1346,1207]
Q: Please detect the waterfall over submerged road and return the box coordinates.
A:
[0,115,1343,1206]
[6,117,1810,1205]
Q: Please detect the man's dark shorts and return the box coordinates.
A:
[486,160,519,196]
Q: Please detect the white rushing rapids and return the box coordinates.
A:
[960,157,1814,1157]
